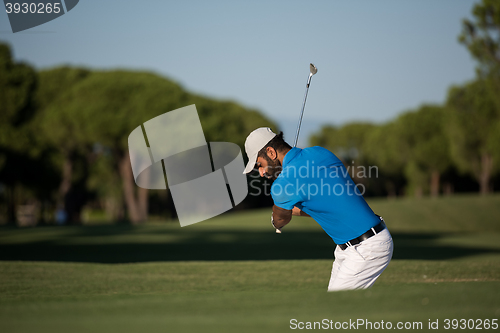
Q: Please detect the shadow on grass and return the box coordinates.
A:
[0,225,499,263]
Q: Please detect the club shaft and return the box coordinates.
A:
[293,74,313,148]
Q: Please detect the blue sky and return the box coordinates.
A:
[0,0,478,146]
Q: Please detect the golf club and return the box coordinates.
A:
[293,63,318,148]
[277,63,318,234]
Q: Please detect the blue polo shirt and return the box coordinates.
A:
[271,147,380,244]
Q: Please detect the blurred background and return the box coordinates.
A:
[0,0,499,226]
[1,2,500,332]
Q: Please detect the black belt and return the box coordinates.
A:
[338,218,386,251]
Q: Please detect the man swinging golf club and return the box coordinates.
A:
[242,128,393,291]
[241,64,393,291]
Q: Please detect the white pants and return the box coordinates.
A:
[327,228,393,292]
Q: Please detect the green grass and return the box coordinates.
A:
[368,193,500,233]
[1,194,500,333]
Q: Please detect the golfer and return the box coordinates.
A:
[243,127,393,291]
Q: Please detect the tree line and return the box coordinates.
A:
[1,0,498,225]
[0,44,276,225]
[310,0,500,198]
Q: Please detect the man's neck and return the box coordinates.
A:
[277,147,292,166]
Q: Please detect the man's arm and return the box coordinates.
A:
[272,205,292,229]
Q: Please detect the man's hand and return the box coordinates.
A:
[272,205,292,230]
[292,206,311,217]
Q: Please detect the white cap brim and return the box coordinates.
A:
[243,151,258,174]
[242,127,277,174]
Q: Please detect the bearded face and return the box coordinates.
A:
[262,154,282,181]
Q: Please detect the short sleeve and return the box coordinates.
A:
[271,178,303,211]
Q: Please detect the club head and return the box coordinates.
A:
[310,63,318,75]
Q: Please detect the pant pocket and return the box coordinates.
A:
[352,245,366,261]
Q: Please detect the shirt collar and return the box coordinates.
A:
[282,147,301,169]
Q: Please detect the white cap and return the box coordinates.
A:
[242,127,277,174]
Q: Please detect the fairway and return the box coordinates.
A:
[1,194,500,333]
